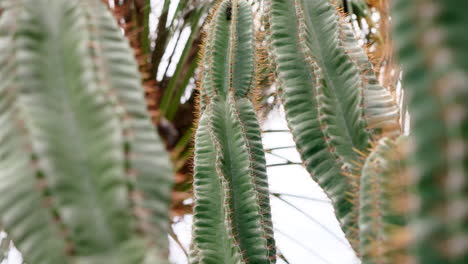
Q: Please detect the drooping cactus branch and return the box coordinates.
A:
[267,0,400,252]
[192,0,275,263]
[393,0,468,263]
[0,0,172,263]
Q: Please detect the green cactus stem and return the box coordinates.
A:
[0,0,172,263]
[267,0,400,252]
[192,0,275,263]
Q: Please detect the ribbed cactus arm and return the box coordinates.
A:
[206,0,231,98]
[82,0,173,256]
[232,1,254,97]
[267,0,371,250]
[213,95,270,264]
[297,0,369,156]
[0,3,69,263]
[193,1,275,263]
[359,137,408,264]
[0,0,172,262]
[338,22,401,138]
[193,96,271,264]
[200,0,254,99]
[235,98,276,261]
[0,0,171,264]
[192,110,242,264]
[16,0,134,254]
[393,0,468,263]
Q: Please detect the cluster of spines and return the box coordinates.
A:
[0,0,172,263]
[192,1,275,263]
[393,0,468,263]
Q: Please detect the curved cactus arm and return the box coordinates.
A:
[16,0,134,254]
[338,21,401,138]
[231,2,254,98]
[393,0,468,263]
[206,0,231,99]
[200,0,254,100]
[359,137,409,264]
[197,1,223,109]
[192,110,243,264]
[209,94,270,264]
[235,97,276,261]
[267,0,373,250]
[81,0,173,257]
[0,3,70,263]
[296,0,370,158]
[193,1,275,263]
[0,0,172,261]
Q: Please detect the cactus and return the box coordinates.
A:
[393,0,468,263]
[266,0,400,251]
[2,0,466,263]
[359,137,410,264]
[0,0,172,262]
[191,0,275,263]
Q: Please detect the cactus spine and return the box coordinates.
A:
[0,0,172,263]
[393,0,468,263]
[192,0,275,263]
[267,0,400,252]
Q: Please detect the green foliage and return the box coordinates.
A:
[267,0,400,252]
[192,0,275,263]
[393,0,468,263]
[0,0,172,262]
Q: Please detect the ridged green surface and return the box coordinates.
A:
[359,137,408,264]
[0,1,81,262]
[0,0,172,262]
[393,1,468,263]
[192,1,275,263]
[338,22,401,138]
[192,111,242,264]
[82,0,173,255]
[267,0,400,251]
